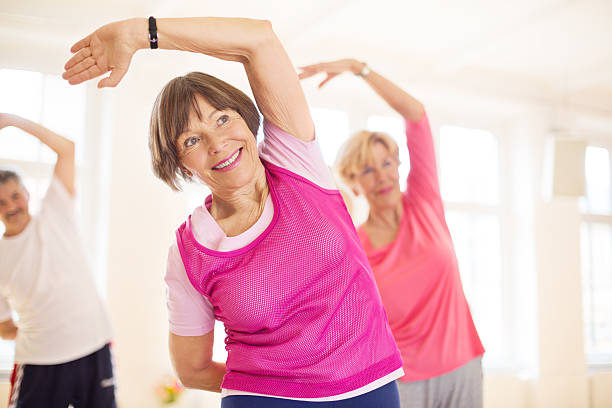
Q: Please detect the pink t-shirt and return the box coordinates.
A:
[357,113,485,382]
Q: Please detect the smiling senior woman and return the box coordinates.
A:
[300,59,485,408]
[62,17,403,408]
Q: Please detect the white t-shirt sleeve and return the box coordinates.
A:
[40,176,76,223]
[0,296,12,322]
[165,243,215,336]
[258,120,337,190]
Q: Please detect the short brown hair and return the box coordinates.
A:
[0,169,22,186]
[149,72,261,191]
[335,130,399,188]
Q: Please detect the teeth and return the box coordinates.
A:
[214,149,240,169]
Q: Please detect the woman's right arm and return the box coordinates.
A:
[169,331,225,392]
[62,17,313,142]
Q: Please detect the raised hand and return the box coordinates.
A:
[62,19,145,88]
[298,59,364,88]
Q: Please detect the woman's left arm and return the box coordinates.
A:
[62,18,314,142]
[299,59,424,122]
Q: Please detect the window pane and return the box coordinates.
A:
[445,211,504,365]
[580,146,611,215]
[581,222,612,361]
[40,76,87,164]
[0,128,41,162]
[440,126,499,204]
[0,69,45,162]
[0,69,43,121]
[0,69,42,161]
[311,108,349,166]
[0,341,15,370]
[367,115,410,184]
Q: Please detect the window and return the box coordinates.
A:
[0,68,89,374]
[440,126,499,205]
[311,107,349,166]
[580,146,612,365]
[439,125,508,369]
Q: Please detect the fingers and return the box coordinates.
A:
[70,35,91,54]
[298,70,317,80]
[64,46,93,72]
[298,64,327,81]
[65,64,106,85]
[318,73,339,88]
[63,53,97,79]
[97,66,128,88]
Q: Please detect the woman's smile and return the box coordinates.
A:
[212,148,243,172]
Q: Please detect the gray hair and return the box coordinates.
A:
[0,169,23,186]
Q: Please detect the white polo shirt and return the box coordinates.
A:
[0,177,112,365]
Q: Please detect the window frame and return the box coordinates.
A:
[580,142,612,369]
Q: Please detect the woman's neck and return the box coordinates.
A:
[209,165,269,236]
[367,200,403,230]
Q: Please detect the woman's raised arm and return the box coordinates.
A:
[299,58,424,122]
[62,18,314,142]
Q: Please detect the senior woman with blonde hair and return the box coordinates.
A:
[63,17,403,408]
[300,59,485,408]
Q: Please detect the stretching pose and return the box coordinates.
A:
[63,18,403,407]
[0,113,115,407]
[300,59,485,408]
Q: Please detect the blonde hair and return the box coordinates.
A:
[335,130,399,188]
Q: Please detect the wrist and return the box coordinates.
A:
[122,18,150,51]
[351,60,365,75]
[9,114,25,128]
[354,61,370,78]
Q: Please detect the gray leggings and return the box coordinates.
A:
[396,357,483,408]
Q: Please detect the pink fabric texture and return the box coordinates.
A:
[176,160,402,398]
[164,120,335,336]
[357,113,485,382]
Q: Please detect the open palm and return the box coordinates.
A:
[62,20,139,88]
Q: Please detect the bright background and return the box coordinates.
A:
[1,1,611,407]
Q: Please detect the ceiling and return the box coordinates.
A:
[1,0,611,113]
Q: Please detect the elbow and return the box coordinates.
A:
[245,19,278,59]
[254,19,274,41]
[172,354,215,390]
[174,364,214,390]
[60,139,76,159]
[66,140,76,156]
[175,369,197,389]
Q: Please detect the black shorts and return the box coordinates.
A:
[8,343,116,408]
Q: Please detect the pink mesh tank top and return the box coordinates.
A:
[176,160,402,398]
